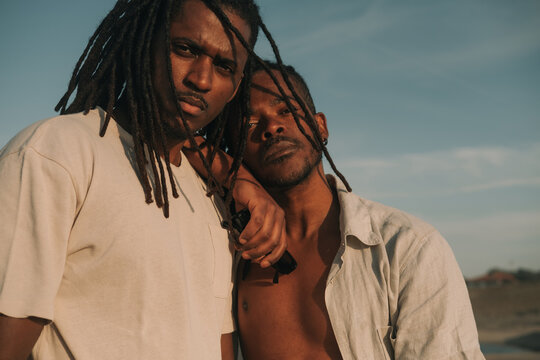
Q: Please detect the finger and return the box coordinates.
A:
[240,206,283,253]
[241,213,286,261]
[240,221,279,257]
[258,226,287,268]
[240,204,285,250]
[237,204,268,245]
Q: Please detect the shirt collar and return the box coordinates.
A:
[330,175,382,247]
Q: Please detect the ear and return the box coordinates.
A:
[227,74,244,103]
[314,112,328,140]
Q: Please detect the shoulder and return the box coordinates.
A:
[363,197,449,266]
[359,196,436,243]
[0,108,114,193]
[338,186,437,242]
[0,108,115,174]
[337,186,450,271]
[1,108,106,158]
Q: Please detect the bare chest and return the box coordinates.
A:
[237,240,342,359]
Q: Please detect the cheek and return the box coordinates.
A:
[214,80,239,104]
[242,145,259,168]
[169,58,188,87]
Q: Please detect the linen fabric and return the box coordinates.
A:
[325,176,485,359]
[0,108,234,359]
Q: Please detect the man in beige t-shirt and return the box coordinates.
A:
[233,61,485,359]
[0,1,287,359]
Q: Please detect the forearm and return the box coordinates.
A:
[0,314,46,360]
[183,138,257,190]
[220,333,235,360]
[183,138,287,266]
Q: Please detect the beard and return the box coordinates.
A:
[161,115,189,143]
[257,151,322,189]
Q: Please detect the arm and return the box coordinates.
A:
[393,232,484,359]
[220,332,234,360]
[0,149,77,359]
[0,315,46,360]
[183,139,286,267]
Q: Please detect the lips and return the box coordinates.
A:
[177,95,208,117]
[263,140,298,163]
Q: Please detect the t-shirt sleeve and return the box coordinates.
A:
[393,232,485,359]
[0,148,77,321]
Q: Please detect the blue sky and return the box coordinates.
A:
[1,0,539,276]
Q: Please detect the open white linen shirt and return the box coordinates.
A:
[326,176,484,359]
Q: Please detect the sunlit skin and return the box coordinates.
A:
[237,70,343,360]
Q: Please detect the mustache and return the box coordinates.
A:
[263,135,302,153]
[175,91,208,110]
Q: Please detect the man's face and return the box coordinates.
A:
[152,0,251,142]
[242,70,328,189]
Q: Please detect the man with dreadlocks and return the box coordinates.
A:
[0,0,288,359]
[231,61,484,359]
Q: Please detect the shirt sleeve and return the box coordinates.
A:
[0,148,77,321]
[393,231,485,359]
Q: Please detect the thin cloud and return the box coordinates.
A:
[458,177,540,193]
[339,143,540,198]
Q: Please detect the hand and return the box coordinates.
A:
[231,178,287,268]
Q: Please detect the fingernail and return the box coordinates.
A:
[260,260,270,268]
[242,252,251,259]
[238,238,247,244]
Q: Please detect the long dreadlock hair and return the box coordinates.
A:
[201,3,351,221]
[55,0,261,219]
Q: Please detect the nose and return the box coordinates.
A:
[262,117,285,140]
[184,56,212,93]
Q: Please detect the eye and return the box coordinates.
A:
[278,106,297,116]
[246,118,259,130]
[172,43,197,57]
[215,61,236,75]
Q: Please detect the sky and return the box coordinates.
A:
[1,0,539,276]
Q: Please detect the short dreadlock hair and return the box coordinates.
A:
[223,57,352,192]
[55,0,261,218]
[251,60,316,115]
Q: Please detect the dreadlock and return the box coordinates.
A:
[55,0,261,219]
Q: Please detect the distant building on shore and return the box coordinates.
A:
[466,268,540,287]
[466,270,517,287]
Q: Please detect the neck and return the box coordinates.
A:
[112,97,186,166]
[268,166,340,243]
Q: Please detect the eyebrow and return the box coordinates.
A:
[171,37,238,70]
[214,55,238,71]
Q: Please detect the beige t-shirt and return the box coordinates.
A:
[0,108,234,359]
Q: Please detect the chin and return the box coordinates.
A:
[265,153,322,189]
[259,165,313,189]
[162,120,188,142]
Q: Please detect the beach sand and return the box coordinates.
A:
[469,282,540,359]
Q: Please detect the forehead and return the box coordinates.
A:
[171,0,251,58]
[251,70,298,103]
